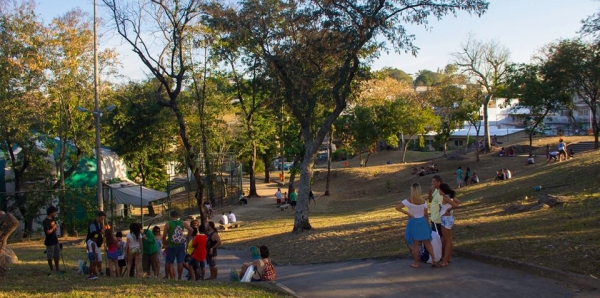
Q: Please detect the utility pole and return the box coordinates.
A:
[93,0,103,211]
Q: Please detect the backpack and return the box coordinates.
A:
[260,259,276,281]
[171,224,187,244]
[86,220,103,247]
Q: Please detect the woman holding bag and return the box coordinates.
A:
[396,183,439,268]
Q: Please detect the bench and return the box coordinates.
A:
[219,221,244,231]
[278,203,291,211]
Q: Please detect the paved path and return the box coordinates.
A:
[211,249,598,298]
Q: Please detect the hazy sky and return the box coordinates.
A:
[36,0,598,80]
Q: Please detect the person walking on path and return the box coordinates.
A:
[163,211,193,280]
[206,221,222,279]
[438,183,461,267]
[43,206,60,273]
[396,183,439,268]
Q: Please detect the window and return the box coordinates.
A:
[454,140,464,147]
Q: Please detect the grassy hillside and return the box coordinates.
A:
[221,136,599,277]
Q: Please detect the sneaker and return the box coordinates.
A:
[87,276,98,280]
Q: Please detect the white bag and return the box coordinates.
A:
[427,229,442,264]
[241,265,255,282]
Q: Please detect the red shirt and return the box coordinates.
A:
[191,234,207,261]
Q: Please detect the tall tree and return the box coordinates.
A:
[506,60,573,155]
[414,69,444,86]
[102,0,209,220]
[0,0,51,235]
[375,67,413,86]
[543,39,600,149]
[208,0,488,232]
[453,36,510,152]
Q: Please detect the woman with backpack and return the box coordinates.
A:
[396,183,439,268]
[239,245,276,281]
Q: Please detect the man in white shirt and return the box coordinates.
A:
[219,212,228,225]
[228,210,236,223]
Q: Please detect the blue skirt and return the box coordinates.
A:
[405,217,432,246]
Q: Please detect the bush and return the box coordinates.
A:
[332,149,348,161]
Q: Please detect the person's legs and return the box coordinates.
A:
[410,240,420,268]
[135,253,142,278]
[188,259,196,281]
[151,253,160,278]
[422,240,438,267]
[440,227,452,266]
[199,261,206,280]
[142,253,151,277]
[176,244,185,280]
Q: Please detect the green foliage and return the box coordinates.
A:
[374,67,413,85]
[332,149,348,161]
[414,69,444,86]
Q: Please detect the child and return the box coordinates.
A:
[189,225,208,280]
[105,229,119,278]
[438,183,461,267]
[86,232,102,280]
[116,231,127,277]
[152,226,163,278]
[395,183,439,268]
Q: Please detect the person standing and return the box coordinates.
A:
[463,167,471,186]
[228,211,236,223]
[558,138,567,161]
[427,176,443,236]
[163,211,193,280]
[455,166,463,188]
[142,224,159,278]
[290,188,297,210]
[86,211,106,276]
[43,206,60,273]
[275,188,282,207]
[396,183,439,268]
[438,183,461,267]
[205,221,222,279]
[126,223,143,278]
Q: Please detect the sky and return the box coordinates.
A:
[35,0,599,81]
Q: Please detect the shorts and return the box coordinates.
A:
[441,215,455,229]
[46,244,60,260]
[87,251,102,262]
[430,222,442,234]
[166,244,186,264]
[188,258,206,270]
[129,247,141,255]
[107,251,119,260]
[118,259,126,267]
[291,201,297,207]
[142,252,159,273]
[207,253,217,268]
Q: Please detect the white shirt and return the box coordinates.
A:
[221,214,229,225]
[126,233,141,250]
[228,213,236,223]
[440,195,454,216]
[401,199,427,218]
[275,191,282,199]
[505,170,512,179]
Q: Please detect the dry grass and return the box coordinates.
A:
[1,239,289,297]
[219,136,599,278]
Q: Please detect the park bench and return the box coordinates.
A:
[219,221,244,231]
[278,203,290,211]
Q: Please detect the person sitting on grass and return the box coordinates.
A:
[527,154,535,165]
[239,245,276,281]
[568,148,575,158]
[508,147,515,157]
[494,170,505,181]
[418,167,426,176]
[499,147,505,157]
[469,172,479,184]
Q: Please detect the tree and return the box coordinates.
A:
[453,36,510,152]
[414,69,444,86]
[505,61,572,155]
[102,0,209,220]
[375,67,413,86]
[0,0,52,235]
[208,0,488,232]
[543,39,600,149]
[397,95,440,162]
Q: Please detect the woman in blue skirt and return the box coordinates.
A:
[396,183,439,268]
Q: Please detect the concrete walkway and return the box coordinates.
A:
[213,249,598,298]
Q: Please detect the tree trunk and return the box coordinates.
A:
[483,98,491,152]
[324,131,332,196]
[292,150,314,233]
[286,155,301,198]
[443,142,447,158]
[248,140,259,197]
[262,154,271,183]
[0,212,19,277]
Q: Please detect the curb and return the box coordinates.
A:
[455,249,600,290]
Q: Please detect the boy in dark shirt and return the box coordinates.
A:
[43,206,60,273]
